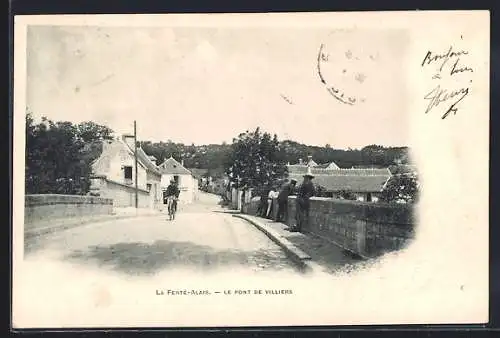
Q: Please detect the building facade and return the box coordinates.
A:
[158,157,198,204]
[90,134,162,208]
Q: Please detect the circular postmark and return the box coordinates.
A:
[317,40,382,106]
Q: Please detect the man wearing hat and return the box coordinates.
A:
[275,179,297,222]
[164,178,181,213]
[290,167,315,232]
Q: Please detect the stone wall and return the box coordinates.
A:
[90,176,152,208]
[24,194,113,229]
[243,196,416,259]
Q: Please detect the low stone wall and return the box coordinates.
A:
[90,176,152,208]
[243,196,416,259]
[24,194,113,230]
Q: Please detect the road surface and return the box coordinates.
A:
[24,192,300,276]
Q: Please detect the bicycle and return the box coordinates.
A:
[166,196,178,220]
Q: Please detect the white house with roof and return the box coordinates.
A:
[90,134,163,208]
[287,155,392,202]
[290,155,340,170]
[158,156,198,204]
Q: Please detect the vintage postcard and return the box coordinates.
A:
[12,11,489,328]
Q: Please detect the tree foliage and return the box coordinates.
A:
[25,113,114,195]
[135,138,409,174]
[380,173,419,204]
[225,127,288,189]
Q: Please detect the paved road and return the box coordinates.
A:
[24,193,300,276]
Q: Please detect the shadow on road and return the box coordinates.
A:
[63,240,301,276]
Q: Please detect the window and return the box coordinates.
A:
[147,183,152,192]
[174,175,179,184]
[366,193,372,202]
[124,166,133,180]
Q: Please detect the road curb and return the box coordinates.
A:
[232,214,323,274]
[25,213,161,239]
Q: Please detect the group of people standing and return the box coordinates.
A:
[256,170,315,232]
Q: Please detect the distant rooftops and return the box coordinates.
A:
[286,156,392,193]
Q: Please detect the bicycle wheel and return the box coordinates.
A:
[171,202,176,220]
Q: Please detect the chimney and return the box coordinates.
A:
[298,158,303,165]
[181,159,184,167]
[122,134,135,150]
[307,155,313,162]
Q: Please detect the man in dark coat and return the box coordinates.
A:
[276,179,297,222]
[290,170,315,232]
[165,179,181,212]
[256,184,271,217]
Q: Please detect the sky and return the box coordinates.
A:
[26,25,410,149]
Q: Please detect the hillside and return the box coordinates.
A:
[139,139,410,177]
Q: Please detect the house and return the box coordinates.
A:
[158,157,198,204]
[188,168,210,188]
[90,134,163,208]
[289,155,340,170]
[287,156,392,202]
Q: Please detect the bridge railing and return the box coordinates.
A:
[242,196,416,259]
[24,194,113,230]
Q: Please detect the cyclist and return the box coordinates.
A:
[165,179,180,218]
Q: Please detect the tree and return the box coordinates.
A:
[225,127,288,189]
[25,113,114,195]
[380,172,419,204]
[76,121,114,143]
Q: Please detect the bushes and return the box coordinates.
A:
[25,113,114,195]
[380,173,419,204]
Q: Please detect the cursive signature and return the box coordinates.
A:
[421,46,469,73]
[423,84,470,119]
[450,57,474,76]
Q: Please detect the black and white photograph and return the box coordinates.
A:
[12,12,489,328]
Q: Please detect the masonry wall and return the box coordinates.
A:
[90,176,151,208]
[243,196,416,259]
[24,194,113,229]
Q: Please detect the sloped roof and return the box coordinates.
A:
[288,168,392,193]
[307,159,318,167]
[92,139,149,175]
[314,162,340,169]
[120,137,162,176]
[326,162,340,169]
[288,164,390,176]
[136,147,162,176]
[158,157,192,175]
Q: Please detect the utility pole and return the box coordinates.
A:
[134,120,138,209]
